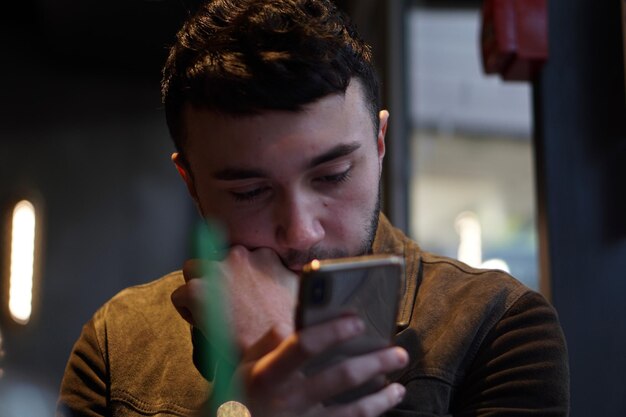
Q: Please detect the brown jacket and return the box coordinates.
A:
[57,215,569,416]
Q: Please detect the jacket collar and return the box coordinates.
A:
[372,214,422,331]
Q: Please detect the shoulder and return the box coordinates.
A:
[88,271,191,364]
[398,249,565,380]
[93,271,185,327]
[103,270,185,309]
[419,251,531,317]
[410,250,544,360]
[88,271,207,414]
[372,215,569,414]
[86,271,191,367]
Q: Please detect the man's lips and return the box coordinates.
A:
[287,264,305,274]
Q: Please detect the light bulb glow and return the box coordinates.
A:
[480,258,511,273]
[8,200,36,325]
[455,211,482,268]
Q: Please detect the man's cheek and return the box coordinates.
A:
[226,218,274,247]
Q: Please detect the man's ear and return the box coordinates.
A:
[377,110,389,168]
[172,152,199,202]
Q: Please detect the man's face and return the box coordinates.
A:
[175,81,388,272]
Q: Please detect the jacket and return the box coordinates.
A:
[57,215,569,416]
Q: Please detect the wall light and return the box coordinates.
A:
[8,200,37,325]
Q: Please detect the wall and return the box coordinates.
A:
[0,3,195,407]
[535,0,626,415]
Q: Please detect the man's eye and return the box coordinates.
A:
[231,187,269,202]
[317,168,352,184]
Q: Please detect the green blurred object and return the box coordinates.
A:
[192,220,243,415]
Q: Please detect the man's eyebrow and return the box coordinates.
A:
[212,142,361,180]
[213,168,269,181]
[308,142,362,169]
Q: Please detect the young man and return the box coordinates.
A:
[58,1,569,416]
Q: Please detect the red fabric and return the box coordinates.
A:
[481,0,548,81]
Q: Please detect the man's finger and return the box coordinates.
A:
[170,278,209,326]
[322,383,406,417]
[182,259,207,283]
[242,323,292,363]
[304,346,409,406]
[249,315,365,386]
[170,285,196,325]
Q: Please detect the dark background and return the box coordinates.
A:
[1,1,625,416]
[0,0,198,405]
[533,0,626,415]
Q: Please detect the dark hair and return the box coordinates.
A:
[161,0,380,152]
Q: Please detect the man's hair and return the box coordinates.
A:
[161,0,380,152]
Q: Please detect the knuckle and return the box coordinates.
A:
[329,320,346,337]
[297,341,319,359]
[330,316,360,340]
[186,278,205,294]
[268,323,291,342]
[338,364,362,386]
[382,383,403,408]
[378,351,393,369]
[228,245,249,259]
[293,333,319,358]
[182,259,201,280]
[367,348,394,372]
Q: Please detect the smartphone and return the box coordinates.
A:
[295,254,404,404]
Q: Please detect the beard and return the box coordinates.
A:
[280,181,382,267]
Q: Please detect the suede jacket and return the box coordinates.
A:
[57,215,570,416]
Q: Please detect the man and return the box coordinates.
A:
[57,1,570,416]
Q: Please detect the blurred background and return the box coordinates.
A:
[1,0,625,416]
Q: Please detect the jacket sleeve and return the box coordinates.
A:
[451,290,570,416]
[56,314,109,417]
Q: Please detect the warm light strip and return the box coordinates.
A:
[8,200,36,325]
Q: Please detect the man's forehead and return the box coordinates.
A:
[181,81,373,158]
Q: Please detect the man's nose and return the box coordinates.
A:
[275,192,325,252]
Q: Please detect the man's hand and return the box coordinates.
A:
[171,245,298,351]
[236,319,408,417]
[171,246,408,416]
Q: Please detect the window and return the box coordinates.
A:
[406,5,539,290]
